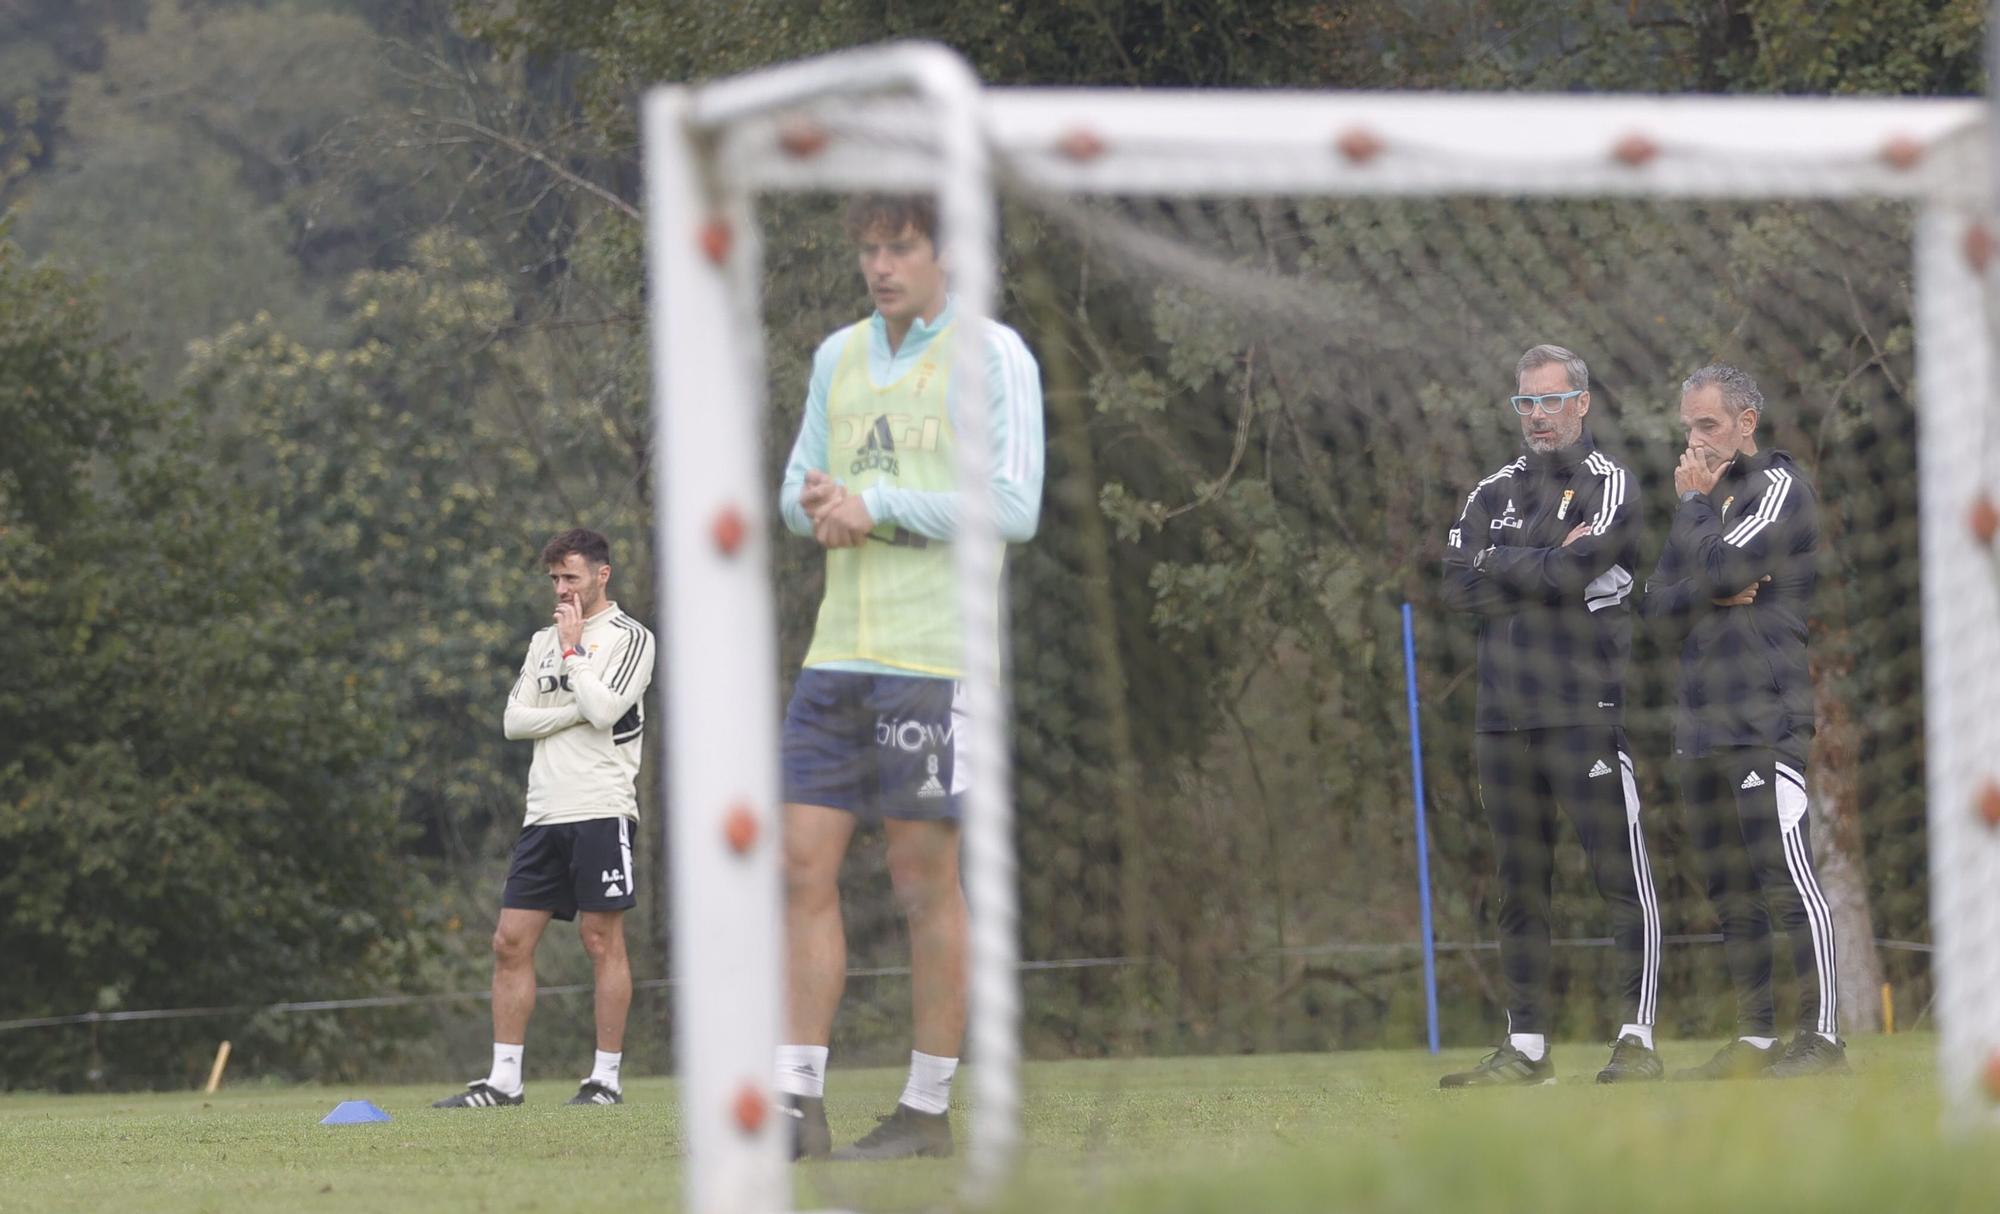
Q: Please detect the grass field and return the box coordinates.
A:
[1,1033,1990,1213]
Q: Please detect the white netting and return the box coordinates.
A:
[651,60,2000,1213]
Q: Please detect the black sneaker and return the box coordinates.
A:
[1595,1034,1664,1084]
[1438,1043,1555,1088]
[829,1103,954,1161]
[567,1079,623,1106]
[780,1093,831,1161]
[432,1080,524,1108]
[1673,1037,1777,1081]
[1767,1032,1850,1078]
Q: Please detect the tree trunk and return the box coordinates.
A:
[1809,639,1884,1034]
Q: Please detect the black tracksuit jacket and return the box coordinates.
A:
[1440,430,1643,733]
[1639,447,1819,760]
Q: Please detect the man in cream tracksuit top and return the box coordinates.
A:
[436,527,654,1109]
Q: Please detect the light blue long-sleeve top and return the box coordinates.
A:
[779,298,1046,676]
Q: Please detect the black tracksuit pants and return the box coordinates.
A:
[1476,726,1662,1036]
[1678,748,1838,1038]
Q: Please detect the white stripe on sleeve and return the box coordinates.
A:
[1585,453,1627,537]
[1724,469,1793,547]
[986,324,1038,485]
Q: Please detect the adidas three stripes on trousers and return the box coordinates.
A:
[1474,726,1663,1037]
[1677,747,1839,1038]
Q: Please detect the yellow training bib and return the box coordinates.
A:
[804,322,969,676]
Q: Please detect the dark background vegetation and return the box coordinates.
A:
[0,0,1974,1088]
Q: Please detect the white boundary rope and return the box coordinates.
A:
[0,935,1936,1034]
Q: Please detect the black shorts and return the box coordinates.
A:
[501,817,637,921]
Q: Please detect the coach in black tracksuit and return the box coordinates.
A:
[1438,344,1664,1088]
[1642,363,1847,1080]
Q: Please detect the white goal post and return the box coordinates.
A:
[644,43,2000,1214]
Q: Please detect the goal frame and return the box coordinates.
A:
[644,43,1997,1214]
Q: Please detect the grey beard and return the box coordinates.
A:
[1525,422,1581,453]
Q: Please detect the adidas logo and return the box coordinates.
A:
[851,415,901,477]
[1588,759,1612,779]
[1741,771,1766,790]
[917,752,946,798]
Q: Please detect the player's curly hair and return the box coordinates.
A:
[540,528,611,569]
[843,193,939,246]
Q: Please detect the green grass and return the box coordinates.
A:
[0,1035,1987,1213]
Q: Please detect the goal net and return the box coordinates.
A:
[646,45,2000,1213]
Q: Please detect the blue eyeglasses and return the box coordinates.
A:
[1509,390,1585,416]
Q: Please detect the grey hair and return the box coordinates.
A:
[1516,344,1589,392]
[1682,363,1764,424]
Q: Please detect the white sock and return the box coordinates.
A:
[488,1043,524,1096]
[776,1044,828,1099]
[1507,1033,1547,1062]
[589,1049,623,1092]
[1618,1024,1654,1049]
[898,1051,958,1115]
[1817,1031,1838,1044]
[1740,1035,1777,1050]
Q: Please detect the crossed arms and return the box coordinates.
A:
[502,628,652,740]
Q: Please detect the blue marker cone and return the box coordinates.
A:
[321,1100,393,1125]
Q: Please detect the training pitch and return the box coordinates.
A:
[0,1034,1988,1213]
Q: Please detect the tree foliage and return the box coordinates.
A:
[447,0,1965,1051]
[185,230,651,869]
[0,0,1973,1080]
[461,0,1984,99]
[0,235,426,1088]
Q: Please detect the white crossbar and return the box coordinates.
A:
[722,90,1983,201]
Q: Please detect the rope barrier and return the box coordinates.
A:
[0,935,1931,1034]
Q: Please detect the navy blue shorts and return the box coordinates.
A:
[501,817,637,921]
[782,669,963,821]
